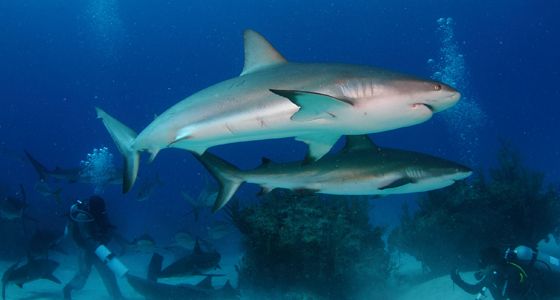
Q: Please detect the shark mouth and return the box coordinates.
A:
[412,103,435,112]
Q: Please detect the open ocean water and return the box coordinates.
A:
[1,1,559,299]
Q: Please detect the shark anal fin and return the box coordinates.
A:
[270,89,352,121]
[379,177,416,190]
[296,134,340,161]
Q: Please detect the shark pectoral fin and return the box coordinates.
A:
[270,89,352,121]
[296,134,340,161]
[379,177,416,190]
[95,107,140,193]
[43,274,61,284]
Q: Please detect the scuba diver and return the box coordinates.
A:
[451,245,560,300]
[63,195,128,300]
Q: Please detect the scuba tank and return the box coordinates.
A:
[506,245,560,274]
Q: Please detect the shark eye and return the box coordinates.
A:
[433,84,442,91]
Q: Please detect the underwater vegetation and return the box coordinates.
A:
[388,143,560,275]
[229,190,391,299]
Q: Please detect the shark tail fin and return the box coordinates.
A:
[147,253,164,282]
[193,152,244,212]
[95,107,139,193]
[24,151,49,181]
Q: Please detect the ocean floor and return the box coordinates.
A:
[1,250,485,300]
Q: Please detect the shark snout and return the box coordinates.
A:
[429,84,461,113]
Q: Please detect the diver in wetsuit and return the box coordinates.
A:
[450,246,560,300]
[63,195,128,300]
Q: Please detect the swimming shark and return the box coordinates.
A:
[0,185,28,221]
[24,151,121,185]
[197,135,472,211]
[2,258,60,300]
[96,29,460,192]
[126,253,238,300]
[153,240,221,279]
[126,274,238,300]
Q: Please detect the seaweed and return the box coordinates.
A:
[228,190,391,299]
[388,143,560,275]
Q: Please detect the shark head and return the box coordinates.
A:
[398,159,472,193]
[389,78,461,113]
[323,71,461,133]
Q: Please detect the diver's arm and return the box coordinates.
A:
[450,269,485,295]
[75,213,101,252]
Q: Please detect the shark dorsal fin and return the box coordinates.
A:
[196,276,213,289]
[240,30,287,76]
[342,135,377,153]
[193,240,202,255]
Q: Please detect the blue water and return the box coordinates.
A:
[1,0,559,298]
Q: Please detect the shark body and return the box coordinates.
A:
[96,30,460,192]
[2,258,60,300]
[197,135,472,211]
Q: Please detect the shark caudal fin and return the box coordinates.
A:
[95,107,139,193]
[194,152,244,212]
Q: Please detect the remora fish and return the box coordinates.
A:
[197,135,472,210]
[154,240,221,279]
[96,29,460,192]
[2,258,60,300]
[24,151,121,185]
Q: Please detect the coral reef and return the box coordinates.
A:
[228,190,391,299]
[388,143,560,275]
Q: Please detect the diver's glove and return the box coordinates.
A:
[95,244,129,277]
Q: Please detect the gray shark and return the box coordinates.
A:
[2,258,60,300]
[96,29,460,192]
[154,240,221,279]
[0,185,27,221]
[197,135,472,211]
[24,151,121,185]
[126,274,238,300]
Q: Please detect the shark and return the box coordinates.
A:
[126,253,238,300]
[24,151,121,185]
[0,185,28,221]
[152,240,221,279]
[2,258,61,300]
[196,135,473,211]
[96,29,461,192]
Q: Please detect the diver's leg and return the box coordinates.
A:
[63,250,93,300]
[94,258,124,300]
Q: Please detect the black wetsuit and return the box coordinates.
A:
[451,262,534,300]
[63,207,123,300]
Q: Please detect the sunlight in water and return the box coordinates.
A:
[429,17,486,166]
